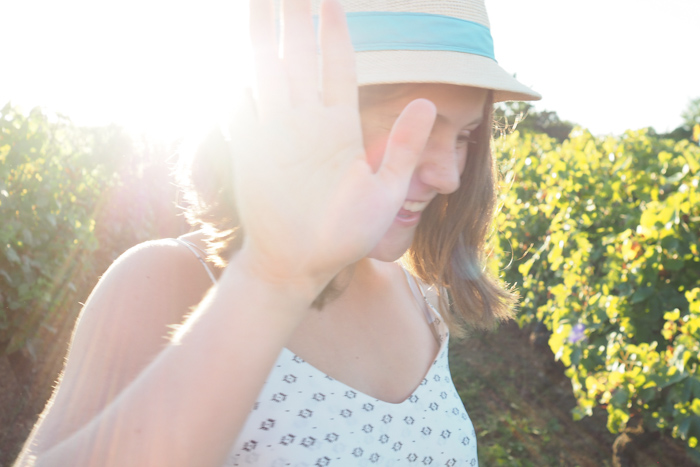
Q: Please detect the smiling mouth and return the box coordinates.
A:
[396,200,430,224]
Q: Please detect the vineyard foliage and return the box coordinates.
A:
[0,104,110,356]
[493,126,700,457]
[0,104,181,359]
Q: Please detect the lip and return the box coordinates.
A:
[395,208,422,226]
[395,198,432,226]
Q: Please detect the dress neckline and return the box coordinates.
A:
[280,328,449,406]
[279,265,450,405]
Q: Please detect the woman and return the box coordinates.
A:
[16,0,540,465]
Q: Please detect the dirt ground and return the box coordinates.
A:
[451,321,697,466]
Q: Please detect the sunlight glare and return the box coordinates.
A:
[4,0,255,142]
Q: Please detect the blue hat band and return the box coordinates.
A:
[342,12,496,61]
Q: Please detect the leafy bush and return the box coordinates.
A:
[0,104,111,356]
[0,104,183,359]
[493,127,700,458]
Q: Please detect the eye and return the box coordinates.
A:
[457,130,476,145]
[456,131,476,153]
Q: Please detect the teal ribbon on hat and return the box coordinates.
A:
[343,12,496,60]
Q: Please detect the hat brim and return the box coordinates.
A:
[355,50,541,103]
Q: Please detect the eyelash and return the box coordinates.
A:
[457,132,476,146]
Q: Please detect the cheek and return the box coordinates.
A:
[458,150,468,175]
[363,132,390,173]
[456,141,471,175]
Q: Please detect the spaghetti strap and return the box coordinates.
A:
[401,267,443,345]
[175,238,217,285]
[401,266,437,324]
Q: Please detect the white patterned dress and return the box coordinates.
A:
[175,238,479,466]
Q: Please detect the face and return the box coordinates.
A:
[359,83,488,261]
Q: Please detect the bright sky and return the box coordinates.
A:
[2,0,698,140]
[487,0,699,135]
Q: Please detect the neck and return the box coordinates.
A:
[323,259,398,310]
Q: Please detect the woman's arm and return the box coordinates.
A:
[17,247,321,467]
[15,240,215,459]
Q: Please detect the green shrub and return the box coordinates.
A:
[0,104,113,356]
[493,127,700,458]
[0,103,185,361]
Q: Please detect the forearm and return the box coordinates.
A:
[28,251,321,467]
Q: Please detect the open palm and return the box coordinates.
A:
[232,0,437,287]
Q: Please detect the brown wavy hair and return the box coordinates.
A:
[175,85,517,334]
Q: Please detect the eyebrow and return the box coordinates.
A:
[435,113,484,129]
[374,111,484,129]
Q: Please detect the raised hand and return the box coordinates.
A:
[232,0,437,290]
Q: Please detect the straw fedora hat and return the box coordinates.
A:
[309,0,541,102]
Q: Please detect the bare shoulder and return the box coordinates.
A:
[72,236,218,373]
[81,238,215,330]
[100,236,214,295]
[30,237,216,450]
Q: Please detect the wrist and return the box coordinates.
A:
[223,247,332,308]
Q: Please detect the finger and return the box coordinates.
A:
[227,87,258,144]
[319,0,358,107]
[281,0,319,105]
[379,99,437,192]
[250,0,290,118]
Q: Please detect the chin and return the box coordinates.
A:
[366,248,408,263]
[366,229,416,262]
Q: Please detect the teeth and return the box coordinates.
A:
[402,201,429,213]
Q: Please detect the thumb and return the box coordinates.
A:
[378,98,437,192]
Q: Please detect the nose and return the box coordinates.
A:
[414,136,464,195]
